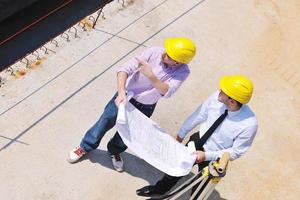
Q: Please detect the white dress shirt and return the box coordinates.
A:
[178,91,258,161]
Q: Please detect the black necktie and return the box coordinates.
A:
[195,109,228,149]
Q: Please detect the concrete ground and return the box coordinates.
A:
[0,0,299,199]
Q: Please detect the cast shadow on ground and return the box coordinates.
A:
[83,149,227,200]
[83,148,165,184]
[207,190,227,200]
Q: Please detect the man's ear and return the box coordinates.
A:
[229,99,237,106]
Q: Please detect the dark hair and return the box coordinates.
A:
[228,96,243,108]
[236,101,243,108]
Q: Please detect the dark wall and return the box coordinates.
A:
[0,0,40,21]
[0,0,113,71]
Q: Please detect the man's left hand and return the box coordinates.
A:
[193,151,206,163]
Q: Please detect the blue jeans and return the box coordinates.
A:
[80,93,156,154]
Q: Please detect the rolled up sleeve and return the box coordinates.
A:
[117,47,157,76]
[163,69,190,98]
[117,57,139,76]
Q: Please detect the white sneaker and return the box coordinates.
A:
[111,154,124,172]
[68,146,86,163]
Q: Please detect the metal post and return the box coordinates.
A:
[93,8,103,28]
[61,32,70,42]
[51,39,59,47]
[169,176,207,200]
[68,26,78,38]
[202,182,217,200]
[20,57,30,68]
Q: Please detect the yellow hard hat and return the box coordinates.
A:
[220,75,253,104]
[164,38,196,64]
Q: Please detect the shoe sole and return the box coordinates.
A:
[67,158,79,164]
[114,167,124,172]
[67,153,86,164]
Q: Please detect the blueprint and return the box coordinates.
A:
[116,102,196,177]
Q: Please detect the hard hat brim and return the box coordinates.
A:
[164,38,180,63]
[220,76,233,99]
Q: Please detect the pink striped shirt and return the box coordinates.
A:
[117,47,190,104]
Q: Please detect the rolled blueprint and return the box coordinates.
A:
[116,101,196,176]
[116,103,126,124]
[116,91,134,124]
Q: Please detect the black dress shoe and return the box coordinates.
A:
[136,185,165,197]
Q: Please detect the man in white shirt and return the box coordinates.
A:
[136,75,258,197]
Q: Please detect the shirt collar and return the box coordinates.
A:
[227,105,244,117]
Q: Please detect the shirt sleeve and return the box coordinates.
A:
[204,124,258,161]
[178,96,211,138]
[163,70,190,98]
[117,47,155,76]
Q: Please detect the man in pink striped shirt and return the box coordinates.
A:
[68,38,196,172]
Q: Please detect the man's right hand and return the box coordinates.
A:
[115,92,127,107]
[193,151,206,164]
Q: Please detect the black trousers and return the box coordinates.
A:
[154,132,210,193]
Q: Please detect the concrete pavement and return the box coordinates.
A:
[0,0,299,199]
